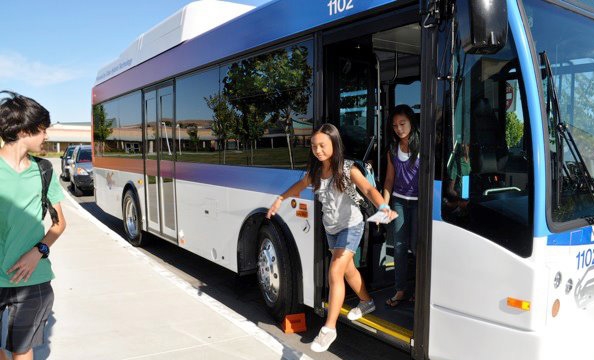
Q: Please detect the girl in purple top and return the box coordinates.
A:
[383,105,420,307]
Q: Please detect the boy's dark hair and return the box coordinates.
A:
[0,91,50,143]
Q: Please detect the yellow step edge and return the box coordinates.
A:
[323,303,413,343]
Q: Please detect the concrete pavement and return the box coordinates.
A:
[28,158,310,360]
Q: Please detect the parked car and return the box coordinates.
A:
[60,145,77,181]
[68,145,93,196]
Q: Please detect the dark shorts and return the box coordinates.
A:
[0,282,54,353]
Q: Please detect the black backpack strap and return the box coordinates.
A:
[32,156,59,225]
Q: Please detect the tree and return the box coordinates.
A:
[222,58,269,165]
[93,104,113,153]
[205,94,237,164]
[187,125,200,153]
[505,112,523,149]
[222,46,313,167]
[257,45,313,169]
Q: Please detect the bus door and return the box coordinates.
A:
[324,37,381,278]
[321,15,421,350]
[421,3,536,358]
[143,83,178,242]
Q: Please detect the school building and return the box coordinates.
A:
[42,122,92,153]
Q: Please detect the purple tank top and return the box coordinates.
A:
[392,148,420,198]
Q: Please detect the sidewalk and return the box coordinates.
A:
[32,159,309,360]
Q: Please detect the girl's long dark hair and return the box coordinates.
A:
[389,104,420,168]
[307,123,346,192]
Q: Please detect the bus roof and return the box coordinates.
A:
[93,0,399,104]
[95,0,255,85]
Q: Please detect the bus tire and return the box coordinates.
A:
[257,223,297,322]
[122,190,144,247]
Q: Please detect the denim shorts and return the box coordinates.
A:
[325,222,365,253]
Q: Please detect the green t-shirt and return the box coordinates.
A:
[0,156,64,287]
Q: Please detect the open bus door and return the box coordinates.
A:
[317,5,430,354]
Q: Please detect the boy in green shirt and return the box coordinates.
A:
[0,91,66,360]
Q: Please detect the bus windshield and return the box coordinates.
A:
[524,0,594,223]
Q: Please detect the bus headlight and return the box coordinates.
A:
[554,271,562,289]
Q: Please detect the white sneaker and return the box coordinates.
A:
[310,326,337,352]
[347,299,376,321]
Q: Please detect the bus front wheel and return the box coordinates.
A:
[122,190,144,247]
[256,223,297,322]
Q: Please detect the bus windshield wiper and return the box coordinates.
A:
[541,51,594,208]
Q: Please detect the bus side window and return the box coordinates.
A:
[175,68,220,163]
[218,40,314,170]
[93,92,142,159]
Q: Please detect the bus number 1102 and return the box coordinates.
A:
[328,0,354,16]
[576,248,594,270]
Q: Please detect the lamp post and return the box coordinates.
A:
[161,121,172,156]
[176,124,182,155]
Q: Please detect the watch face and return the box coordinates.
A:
[38,243,49,254]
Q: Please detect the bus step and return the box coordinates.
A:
[323,302,412,351]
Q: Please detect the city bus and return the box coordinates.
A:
[92,0,594,358]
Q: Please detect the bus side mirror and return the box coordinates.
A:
[456,0,508,54]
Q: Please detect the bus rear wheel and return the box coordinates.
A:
[122,190,144,247]
[256,223,297,322]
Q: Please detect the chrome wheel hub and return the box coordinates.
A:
[125,199,139,239]
[257,238,280,304]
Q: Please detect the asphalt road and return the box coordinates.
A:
[58,172,410,360]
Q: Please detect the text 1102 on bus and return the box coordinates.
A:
[327,0,354,16]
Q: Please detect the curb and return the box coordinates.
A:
[60,185,312,360]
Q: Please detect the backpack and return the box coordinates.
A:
[342,159,377,209]
[342,159,382,266]
[342,159,366,207]
[32,156,59,225]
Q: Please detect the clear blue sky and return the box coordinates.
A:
[0,0,270,124]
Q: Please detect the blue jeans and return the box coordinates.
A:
[325,222,365,253]
[387,197,418,292]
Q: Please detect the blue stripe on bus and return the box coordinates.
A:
[175,162,314,200]
[507,0,550,237]
[433,180,442,221]
[547,226,594,246]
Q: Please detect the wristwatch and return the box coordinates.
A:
[35,243,50,258]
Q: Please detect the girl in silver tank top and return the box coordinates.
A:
[266,124,396,352]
